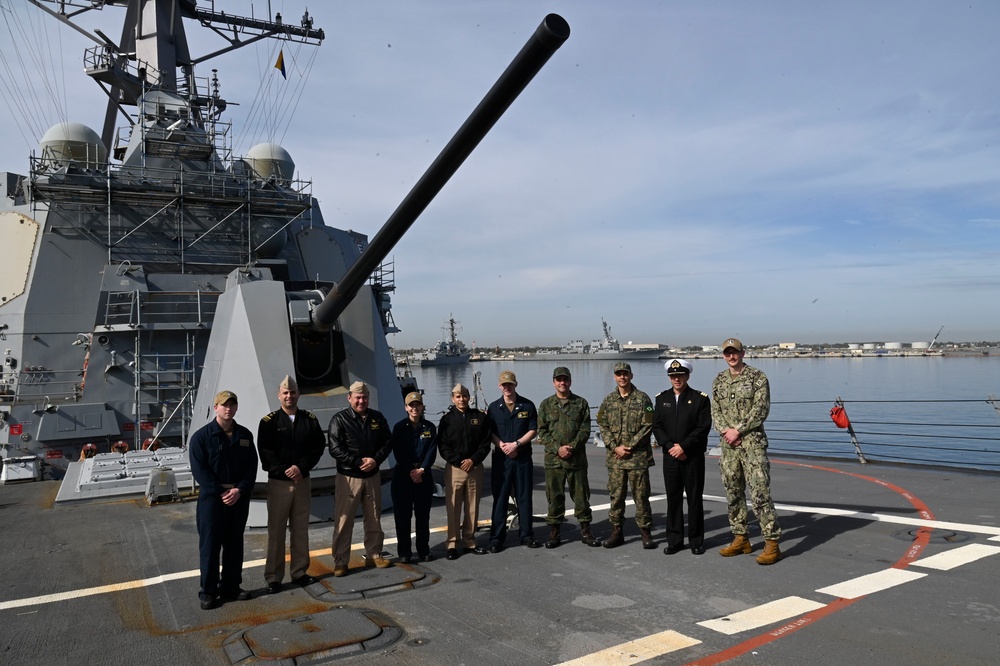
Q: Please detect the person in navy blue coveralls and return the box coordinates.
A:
[189,390,258,609]
[487,370,541,551]
[390,391,438,563]
[651,360,712,555]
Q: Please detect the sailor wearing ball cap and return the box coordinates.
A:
[258,375,326,593]
[189,389,258,609]
[652,359,712,555]
[712,338,782,564]
[390,391,438,563]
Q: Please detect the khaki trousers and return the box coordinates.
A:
[264,477,312,583]
[445,463,483,549]
[331,473,384,567]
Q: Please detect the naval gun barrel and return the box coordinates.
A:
[313,14,570,328]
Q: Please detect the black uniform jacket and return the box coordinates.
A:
[257,408,326,479]
[651,385,712,456]
[437,406,492,467]
[391,417,438,479]
[327,407,392,478]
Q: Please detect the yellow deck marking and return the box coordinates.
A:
[555,630,701,665]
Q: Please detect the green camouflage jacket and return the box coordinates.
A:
[711,364,770,448]
[596,385,654,470]
[537,392,591,470]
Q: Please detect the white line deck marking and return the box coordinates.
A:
[815,568,926,599]
[697,596,825,635]
[555,630,701,665]
[1,496,993,612]
[910,543,1000,570]
[704,494,1000,538]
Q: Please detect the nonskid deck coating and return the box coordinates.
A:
[1,449,998,664]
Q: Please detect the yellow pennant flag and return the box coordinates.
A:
[275,50,286,79]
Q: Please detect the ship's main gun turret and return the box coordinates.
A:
[312,13,570,329]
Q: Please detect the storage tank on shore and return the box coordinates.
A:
[912,341,931,350]
[885,342,903,350]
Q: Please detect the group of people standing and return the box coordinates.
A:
[188,336,782,611]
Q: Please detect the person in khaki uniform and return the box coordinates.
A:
[437,383,491,560]
[258,375,326,593]
[711,338,782,565]
[327,381,393,576]
[596,362,656,549]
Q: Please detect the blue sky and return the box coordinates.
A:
[2,1,998,348]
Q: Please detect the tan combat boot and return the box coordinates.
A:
[580,523,600,547]
[756,540,782,565]
[719,534,752,557]
[602,524,624,549]
[545,525,561,549]
[639,527,656,550]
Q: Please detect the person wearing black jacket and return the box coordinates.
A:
[327,381,393,576]
[189,390,258,610]
[258,375,326,593]
[652,359,712,555]
[390,391,438,563]
[437,383,492,560]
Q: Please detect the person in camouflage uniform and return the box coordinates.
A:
[536,367,601,548]
[711,337,782,565]
[596,361,656,549]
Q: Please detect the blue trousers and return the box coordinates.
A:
[391,471,435,558]
[197,493,250,596]
[490,452,535,544]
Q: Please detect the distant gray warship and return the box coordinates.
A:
[523,318,664,361]
[0,0,569,513]
[420,315,471,367]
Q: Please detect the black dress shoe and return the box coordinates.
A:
[219,588,251,601]
[691,545,706,555]
[522,539,542,549]
[465,546,487,555]
[266,582,282,594]
[199,593,218,610]
[292,575,317,587]
[489,543,503,554]
[446,548,459,560]
[663,544,684,555]
[420,554,434,562]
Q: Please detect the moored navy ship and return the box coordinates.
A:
[0,1,570,516]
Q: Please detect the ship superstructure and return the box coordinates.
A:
[0,1,570,511]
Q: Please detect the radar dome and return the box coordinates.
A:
[244,143,295,184]
[39,122,108,169]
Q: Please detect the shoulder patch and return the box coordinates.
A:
[262,413,273,422]
[700,391,708,397]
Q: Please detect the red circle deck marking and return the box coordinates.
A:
[687,459,936,665]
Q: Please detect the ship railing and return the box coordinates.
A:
[102,290,221,330]
[761,397,1000,472]
[8,370,81,402]
[581,396,1000,473]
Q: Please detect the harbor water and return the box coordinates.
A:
[400,356,1000,472]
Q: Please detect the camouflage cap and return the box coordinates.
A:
[665,358,692,376]
[722,337,744,352]
[498,370,517,385]
[552,366,572,379]
[613,361,632,374]
[451,383,470,397]
[404,391,424,405]
[214,390,238,405]
[348,380,370,395]
[279,374,298,391]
